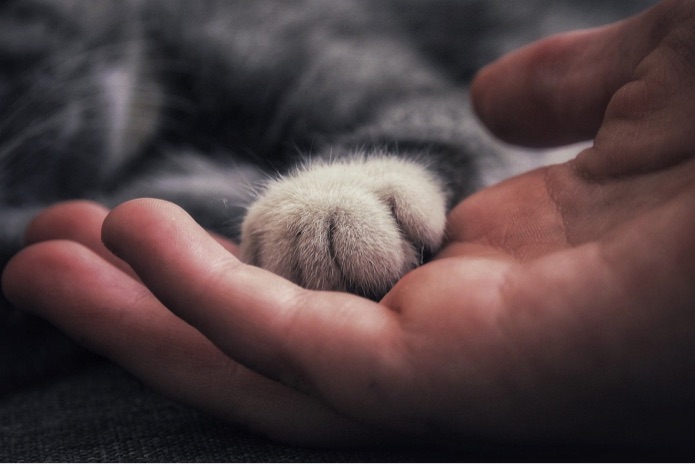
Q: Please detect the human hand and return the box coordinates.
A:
[3,0,695,447]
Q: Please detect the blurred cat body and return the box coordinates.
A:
[0,0,656,298]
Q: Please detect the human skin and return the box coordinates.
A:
[3,0,695,448]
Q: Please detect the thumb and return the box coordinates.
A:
[470,2,662,148]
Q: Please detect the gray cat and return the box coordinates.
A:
[0,0,656,299]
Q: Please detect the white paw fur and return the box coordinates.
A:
[240,155,447,299]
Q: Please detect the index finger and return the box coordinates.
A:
[471,2,658,147]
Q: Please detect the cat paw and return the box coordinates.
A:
[240,155,448,299]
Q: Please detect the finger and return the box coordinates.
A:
[1,240,379,447]
[24,201,131,271]
[26,200,241,271]
[471,3,659,147]
[208,230,241,256]
[101,199,407,426]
